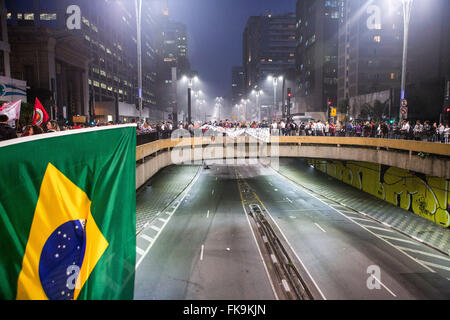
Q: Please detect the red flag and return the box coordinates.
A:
[32,98,49,126]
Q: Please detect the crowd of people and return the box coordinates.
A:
[136,118,450,143]
[2,113,449,144]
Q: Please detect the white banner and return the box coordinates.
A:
[0,100,21,127]
[199,125,271,142]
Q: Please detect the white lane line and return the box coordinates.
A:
[150,225,161,232]
[268,165,437,274]
[200,244,205,261]
[262,235,268,243]
[417,260,450,272]
[140,234,154,243]
[241,202,279,300]
[281,279,291,292]
[362,225,394,232]
[136,247,145,256]
[371,276,397,298]
[286,197,293,203]
[379,235,421,246]
[395,246,450,262]
[314,223,327,233]
[212,189,215,195]
[351,217,374,223]
[250,193,327,300]
[206,210,210,218]
[158,218,168,223]
[136,168,202,270]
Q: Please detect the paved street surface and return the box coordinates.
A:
[134,164,276,300]
[134,162,450,300]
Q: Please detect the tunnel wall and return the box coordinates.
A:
[308,159,450,228]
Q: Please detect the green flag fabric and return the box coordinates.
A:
[0,125,136,300]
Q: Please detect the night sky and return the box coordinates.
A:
[168,0,297,100]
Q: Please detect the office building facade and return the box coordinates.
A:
[295,0,342,117]
[243,12,296,119]
[6,0,164,123]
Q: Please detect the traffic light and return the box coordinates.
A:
[287,88,292,118]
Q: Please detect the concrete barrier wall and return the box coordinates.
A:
[135,138,450,191]
[309,159,450,228]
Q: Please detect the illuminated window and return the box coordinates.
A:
[390,73,395,79]
[40,13,57,21]
[374,35,381,43]
[24,13,34,20]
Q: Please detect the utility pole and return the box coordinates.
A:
[135,0,143,122]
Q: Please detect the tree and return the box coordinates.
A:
[359,100,389,121]
[19,102,34,128]
[338,99,349,115]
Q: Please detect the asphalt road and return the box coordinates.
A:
[134,164,276,300]
[134,162,450,300]
[237,163,450,300]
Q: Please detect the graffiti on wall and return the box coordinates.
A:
[309,159,450,228]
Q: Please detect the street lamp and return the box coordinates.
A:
[267,75,283,120]
[396,0,413,120]
[241,98,250,122]
[183,75,198,123]
[252,90,264,121]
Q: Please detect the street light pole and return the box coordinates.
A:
[135,0,143,122]
[187,79,192,124]
[399,0,413,121]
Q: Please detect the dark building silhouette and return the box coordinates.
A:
[243,12,296,119]
[295,0,342,118]
[6,0,164,122]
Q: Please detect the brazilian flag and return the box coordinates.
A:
[0,125,136,300]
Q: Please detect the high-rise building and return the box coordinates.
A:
[243,12,296,119]
[158,17,191,121]
[0,0,27,105]
[337,0,403,118]
[295,0,342,117]
[404,0,450,121]
[6,0,163,122]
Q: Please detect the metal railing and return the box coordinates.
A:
[136,135,450,162]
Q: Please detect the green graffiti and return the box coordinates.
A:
[310,159,450,228]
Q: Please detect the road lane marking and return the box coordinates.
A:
[150,225,161,232]
[286,197,293,203]
[362,225,394,232]
[239,191,279,300]
[371,276,397,298]
[158,218,168,223]
[262,235,268,243]
[200,244,205,261]
[212,189,215,195]
[140,234,154,243]
[351,217,374,223]
[249,191,327,300]
[417,260,450,272]
[206,210,210,218]
[394,246,450,261]
[379,235,420,246]
[136,247,145,256]
[314,223,327,233]
[136,167,203,270]
[268,165,437,274]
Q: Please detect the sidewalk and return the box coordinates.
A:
[273,158,450,256]
[136,165,201,234]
